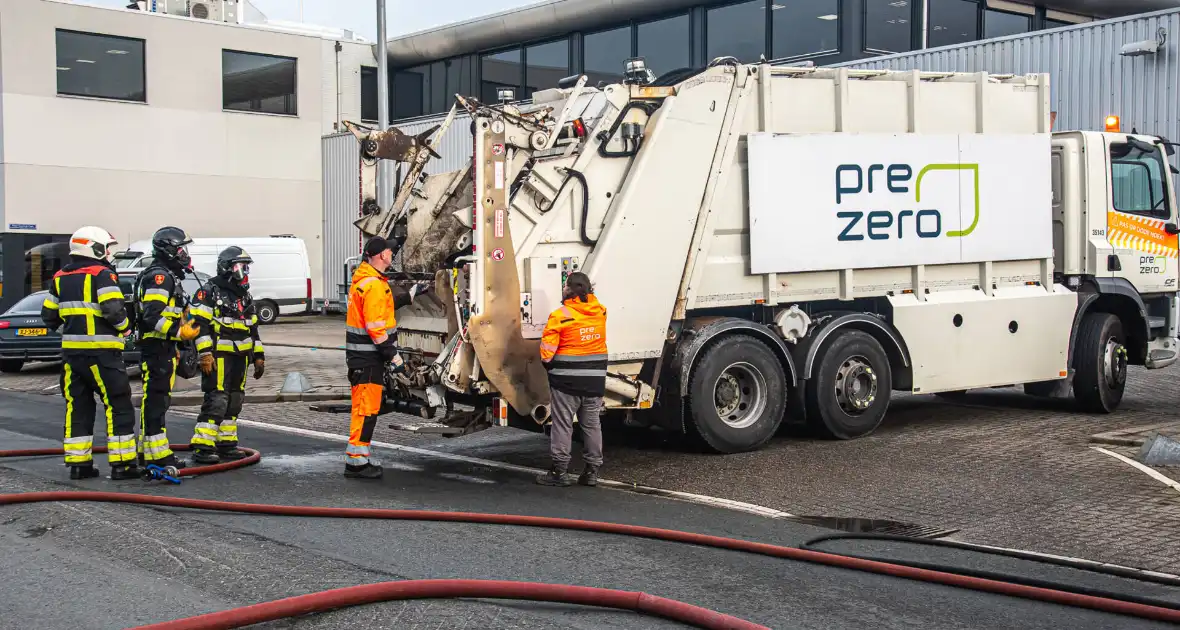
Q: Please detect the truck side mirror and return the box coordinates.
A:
[1165,223,1180,235]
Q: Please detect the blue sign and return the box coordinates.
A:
[7,223,36,230]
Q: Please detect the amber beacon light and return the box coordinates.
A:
[1105,115,1121,133]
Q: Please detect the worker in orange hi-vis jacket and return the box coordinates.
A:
[536,271,608,488]
[342,236,427,480]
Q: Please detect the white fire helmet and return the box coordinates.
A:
[69,226,119,264]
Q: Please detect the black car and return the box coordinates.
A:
[0,292,61,373]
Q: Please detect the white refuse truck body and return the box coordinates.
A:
[342,62,1180,453]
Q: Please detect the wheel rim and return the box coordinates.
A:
[834,355,878,416]
[260,306,273,321]
[1103,336,1128,390]
[712,362,768,430]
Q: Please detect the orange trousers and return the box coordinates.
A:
[347,383,383,467]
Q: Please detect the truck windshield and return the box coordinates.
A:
[1110,141,1170,219]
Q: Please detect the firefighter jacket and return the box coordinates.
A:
[189,276,265,359]
[135,260,188,343]
[540,294,608,397]
[41,258,131,354]
[345,262,400,370]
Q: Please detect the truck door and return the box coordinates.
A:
[1105,136,1180,294]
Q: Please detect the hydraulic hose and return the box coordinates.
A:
[128,579,764,630]
[1,489,1179,625]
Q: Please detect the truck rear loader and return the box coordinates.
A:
[340,60,1180,454]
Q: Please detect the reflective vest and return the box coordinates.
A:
[345,261,398,369]
[188,279,265,358]
[540,294,608,397]
[41,261,131,353]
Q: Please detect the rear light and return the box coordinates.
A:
[306,278,312,302]
[0,322,9,329]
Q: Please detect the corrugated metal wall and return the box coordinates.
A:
[833,9,1180,167]
[321,132,362,310]
[395,112,475,177]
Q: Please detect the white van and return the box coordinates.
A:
[116,236,311,324]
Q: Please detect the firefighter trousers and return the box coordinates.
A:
[190,353,248,454]
[138,341,178,465]
[346,365,384,468]
[61,352,137,468]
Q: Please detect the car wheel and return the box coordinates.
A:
[256,300,279,325]
[0,359,24,374]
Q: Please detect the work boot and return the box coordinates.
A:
[110,464,141,481]
[69,465,100,480]
[577,466,599,487]
[157,454,188,471]
[217,446,249,461]
[344,463,384,480]
[191,450,220,465]
[535,466,572,487]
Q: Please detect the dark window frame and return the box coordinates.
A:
[703,0,768,65]
[926,0,983,49]
[1110,142,1172,220]
[635,10,694,78]
[55,28,147,103]
[862,0,914,55]
[768,0,842,63]
[983,7,1032,39]
[581,23,636,84]
[221,48,298,116]
[523,36,573,97]
[360,65,378,123]
[480,44,525,103]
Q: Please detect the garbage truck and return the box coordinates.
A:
[338,58,1180,453]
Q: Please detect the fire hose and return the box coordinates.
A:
[3,445,1180,629]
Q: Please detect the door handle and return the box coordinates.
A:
[1165,223,1180,235]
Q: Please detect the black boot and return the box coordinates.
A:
[191,450,220,465]
[344,463,383,479]
[110,464,141,481]
[535,465,572,487]
[217,446,248,461]
[69,465,100,480]
[577,466,599,487]
[157,454,188,470]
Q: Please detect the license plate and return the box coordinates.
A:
[17,328,47,337]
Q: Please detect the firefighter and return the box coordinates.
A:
[536,272,607,488]
[342,236,409,480]
[134,226,201,470]
[40,226,140,480]
[187,247,265,464]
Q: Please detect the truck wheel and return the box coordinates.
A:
[0,359,24,374]
[687,336,786,454]
[1072,312,1126,413]
[256,300,279,325]
[805,330,892,440]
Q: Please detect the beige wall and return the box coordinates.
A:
[0,0,376,298]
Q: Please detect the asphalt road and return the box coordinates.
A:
[1,391,1178,629]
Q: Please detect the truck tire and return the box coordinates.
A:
[1072,312,1127,413]
[256,300,279,325]
[805,330,892,440]
[687,336,786,454]
[0,359,24,374]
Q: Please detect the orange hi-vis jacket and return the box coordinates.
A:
[345,262,399,370]
[540,294,608,397]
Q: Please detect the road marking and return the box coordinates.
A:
[216,416,796,519]
[1091,446,1180,495]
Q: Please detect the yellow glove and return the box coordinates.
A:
[177,315,201,342]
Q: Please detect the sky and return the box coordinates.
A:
[88,0,539,40]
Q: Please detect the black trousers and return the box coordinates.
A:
[138,341,178,464]
[190,354,248,453]
[61,352,137,468]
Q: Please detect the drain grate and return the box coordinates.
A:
[790,516,959,539]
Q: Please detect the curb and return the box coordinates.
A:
[267,342,346,351]
[1090,421,1180,447]
[133,391,352,407]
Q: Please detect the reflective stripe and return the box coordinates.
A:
[59,300,101,310]
[62,334,124,350]
[96,286,123,302]
[44,293,60,306]
[60,306,103,317]
[113,317,130,332]
[540,342,559,352]
[356,277,380,290]
[217,358,226,391]
[346,325,369,336]
[551,353,608,363]
[366,320,386,330]
[346,444,371,456]
[191,422,218,447]
[163,306,184,316]
[253,340,265,354]
[154,317,173,334]
[141,432,173,460]
[190,304,214,319]
[140,293,168,304]
[547,368,608,377]
[346,343,379,352]
[215,339,254,353]
[107,434,138,463]
[561,306,573,318]
[218,420,238,440]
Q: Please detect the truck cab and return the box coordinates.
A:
[1052,129,1180,379]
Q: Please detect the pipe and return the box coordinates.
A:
[129,580,763,630]
[375,0,392,212]
[1,489,1178,626]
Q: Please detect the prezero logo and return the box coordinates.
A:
[834,163,980,242]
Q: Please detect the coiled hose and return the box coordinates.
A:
[3,445,1179,628]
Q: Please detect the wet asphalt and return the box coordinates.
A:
[0,390,1177,630]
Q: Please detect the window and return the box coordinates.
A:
[222,50,297,115]
[1111,141,1171,219]
[5,293,46,316]
[984,9,1030,38]
[707,1,766,64]
[583,26,632,88]
[928,0,978,48]
[773,0,840,59]
[361,66,379,122]
[444,57,473,110]
[55,29,145,102]
[637,14,690,79]
[865,0,912,52]
[481,48,522,104]
[525,39,570,98]
[394,66,428,119]
[1044,18,1071,30]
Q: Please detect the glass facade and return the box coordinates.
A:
[375,0,1094,122]
[56,29,146,102]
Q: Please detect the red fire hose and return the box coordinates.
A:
[3,445,1180,628]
